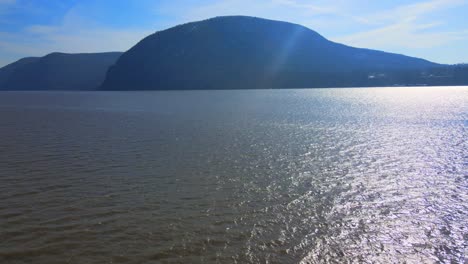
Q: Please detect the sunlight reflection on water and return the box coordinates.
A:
[0,87,466,263]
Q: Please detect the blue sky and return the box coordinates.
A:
[0,0,467,67]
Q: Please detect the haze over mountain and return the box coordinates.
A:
[1,16,467,91]
[0,52,122,91]
[100,16,457,90]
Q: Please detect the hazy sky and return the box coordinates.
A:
[0,0,467,67]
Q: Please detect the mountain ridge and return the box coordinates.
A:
[100,16,445,90]
[1,16,466,91]
[0,52,122,91]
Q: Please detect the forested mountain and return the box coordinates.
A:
[0,52,122,91]
[100,16,449,90]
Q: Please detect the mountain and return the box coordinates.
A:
[0,52,122,91]
[0,57,39,88]
[100,16,444,90]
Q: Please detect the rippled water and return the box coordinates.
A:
[0,87,467,263]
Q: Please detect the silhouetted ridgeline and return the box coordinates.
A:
[0,52,122,91]
[1,16,467,91]
[100,16,466,90]
[0,57,39,89]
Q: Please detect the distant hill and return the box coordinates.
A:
[2,17,466,91]
[0,57,39,88]
[100,16,449,90]
[0,52,122,91]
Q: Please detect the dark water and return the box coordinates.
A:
[0,87,466,263]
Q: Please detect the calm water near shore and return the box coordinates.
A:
[0,87,466,263]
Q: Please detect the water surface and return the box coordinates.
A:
[0,87,467,263]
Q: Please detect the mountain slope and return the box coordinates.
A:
[100,16,440,90]
[0,52,122,91]
[0,57,39,88]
